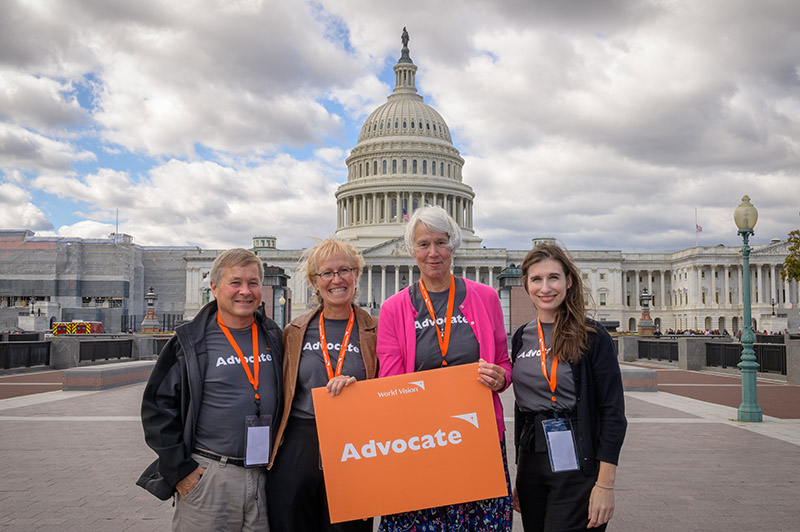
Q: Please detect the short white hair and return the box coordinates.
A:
[404,206,462,255]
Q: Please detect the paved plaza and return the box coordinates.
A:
[1,365,799,531]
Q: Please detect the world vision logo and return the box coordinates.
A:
[376,379,426,398]
[340,411,479,462]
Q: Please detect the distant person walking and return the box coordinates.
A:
[138,248,283,532]
[511,243,626,531]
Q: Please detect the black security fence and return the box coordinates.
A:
[755,334,784,345]
[79,339,133,363]
[0,341,51,369]
[706,343,787,375]
[638,340,679,362]
[121,313,183,333]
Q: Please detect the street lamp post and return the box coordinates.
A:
[733,195,763,422]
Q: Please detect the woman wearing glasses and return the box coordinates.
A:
[377,206,513,531]
[267,238,377,532]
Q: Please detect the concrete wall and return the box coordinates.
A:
[787,339,800,385]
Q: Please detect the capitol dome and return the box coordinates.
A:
[335,32,480,249]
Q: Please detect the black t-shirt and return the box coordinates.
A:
[194,315,279,457]
[291,312,366,419]
[410,276,480,371]
[513,320,576,413]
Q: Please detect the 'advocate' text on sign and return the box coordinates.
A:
[312,363,508,523]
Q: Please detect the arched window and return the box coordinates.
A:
[418,121,422,129]
[392,160,397,174]
[380,122,383,130]
[395,121,399,128]
[373,161,378,175]
[411,121,415,129]
[403,120,407,128]
[402,160,407,173]
[359,164,362,178]
[422,160,427,174]
[440,162,444,175]
[383,160,387,174]
[433,124,437,131]
[432,161,436,175]
[412,160,417,174]
[426,122,430,130]
[365,162,369,176]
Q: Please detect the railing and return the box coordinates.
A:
[79,340,132,362]
[638,340,678,362]
[756,334,784,344]
[706,343,787,375]
[0,341,51,369]
[6,333,40,342]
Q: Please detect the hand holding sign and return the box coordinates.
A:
[312,363,507,523]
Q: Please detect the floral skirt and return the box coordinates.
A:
[378,439,513,532]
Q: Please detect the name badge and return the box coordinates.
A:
[541,417,579,473]
[244,415,272,467]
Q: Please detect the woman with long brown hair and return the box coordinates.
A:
[511,243,626,531]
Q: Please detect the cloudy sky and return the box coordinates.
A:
[1,0,798,253]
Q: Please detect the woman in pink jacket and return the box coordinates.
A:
[377,205,513,532]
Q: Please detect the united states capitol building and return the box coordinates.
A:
[1,37,797,336]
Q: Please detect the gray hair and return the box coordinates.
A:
[210,248,264,285]
[404,206,462,256]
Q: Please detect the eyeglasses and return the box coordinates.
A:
[314,268,355,281]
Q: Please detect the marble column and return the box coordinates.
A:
[724,266,730,307]
[770,265,777,306]
[738,265,743,306]
[367,266,373,306]
[381,266,386,303]
[710,266,717,306]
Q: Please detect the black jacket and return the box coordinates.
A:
[511,318,626,475]
[136,300,283,500]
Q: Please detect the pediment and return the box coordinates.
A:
[360,237,407,257]
[753,240,788,256]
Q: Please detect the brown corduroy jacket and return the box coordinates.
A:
[268,304,378,467]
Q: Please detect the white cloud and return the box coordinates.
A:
[1,0,799,253]
[31,154,344,249]
[0,123,96,172]
[0,183,53,231]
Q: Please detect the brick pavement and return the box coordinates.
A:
[0,372,798,531]
[0,370,63,400]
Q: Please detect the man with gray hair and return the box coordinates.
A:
[138,248,283,531]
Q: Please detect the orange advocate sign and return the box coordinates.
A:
[312,363,508,523]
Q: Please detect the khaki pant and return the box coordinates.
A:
[173,452,268,532]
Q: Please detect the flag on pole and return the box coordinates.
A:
[696,224,703,232]
[403,208,409,222]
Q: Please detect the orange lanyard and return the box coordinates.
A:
[418,275,455,366]
[318,308,355,381]
[217,314,261,409]
[537,317,558,403]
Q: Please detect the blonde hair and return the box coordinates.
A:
[299,238,365,307]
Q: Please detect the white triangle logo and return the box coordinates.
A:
[451,412,479,429]
[409,380,425,390]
